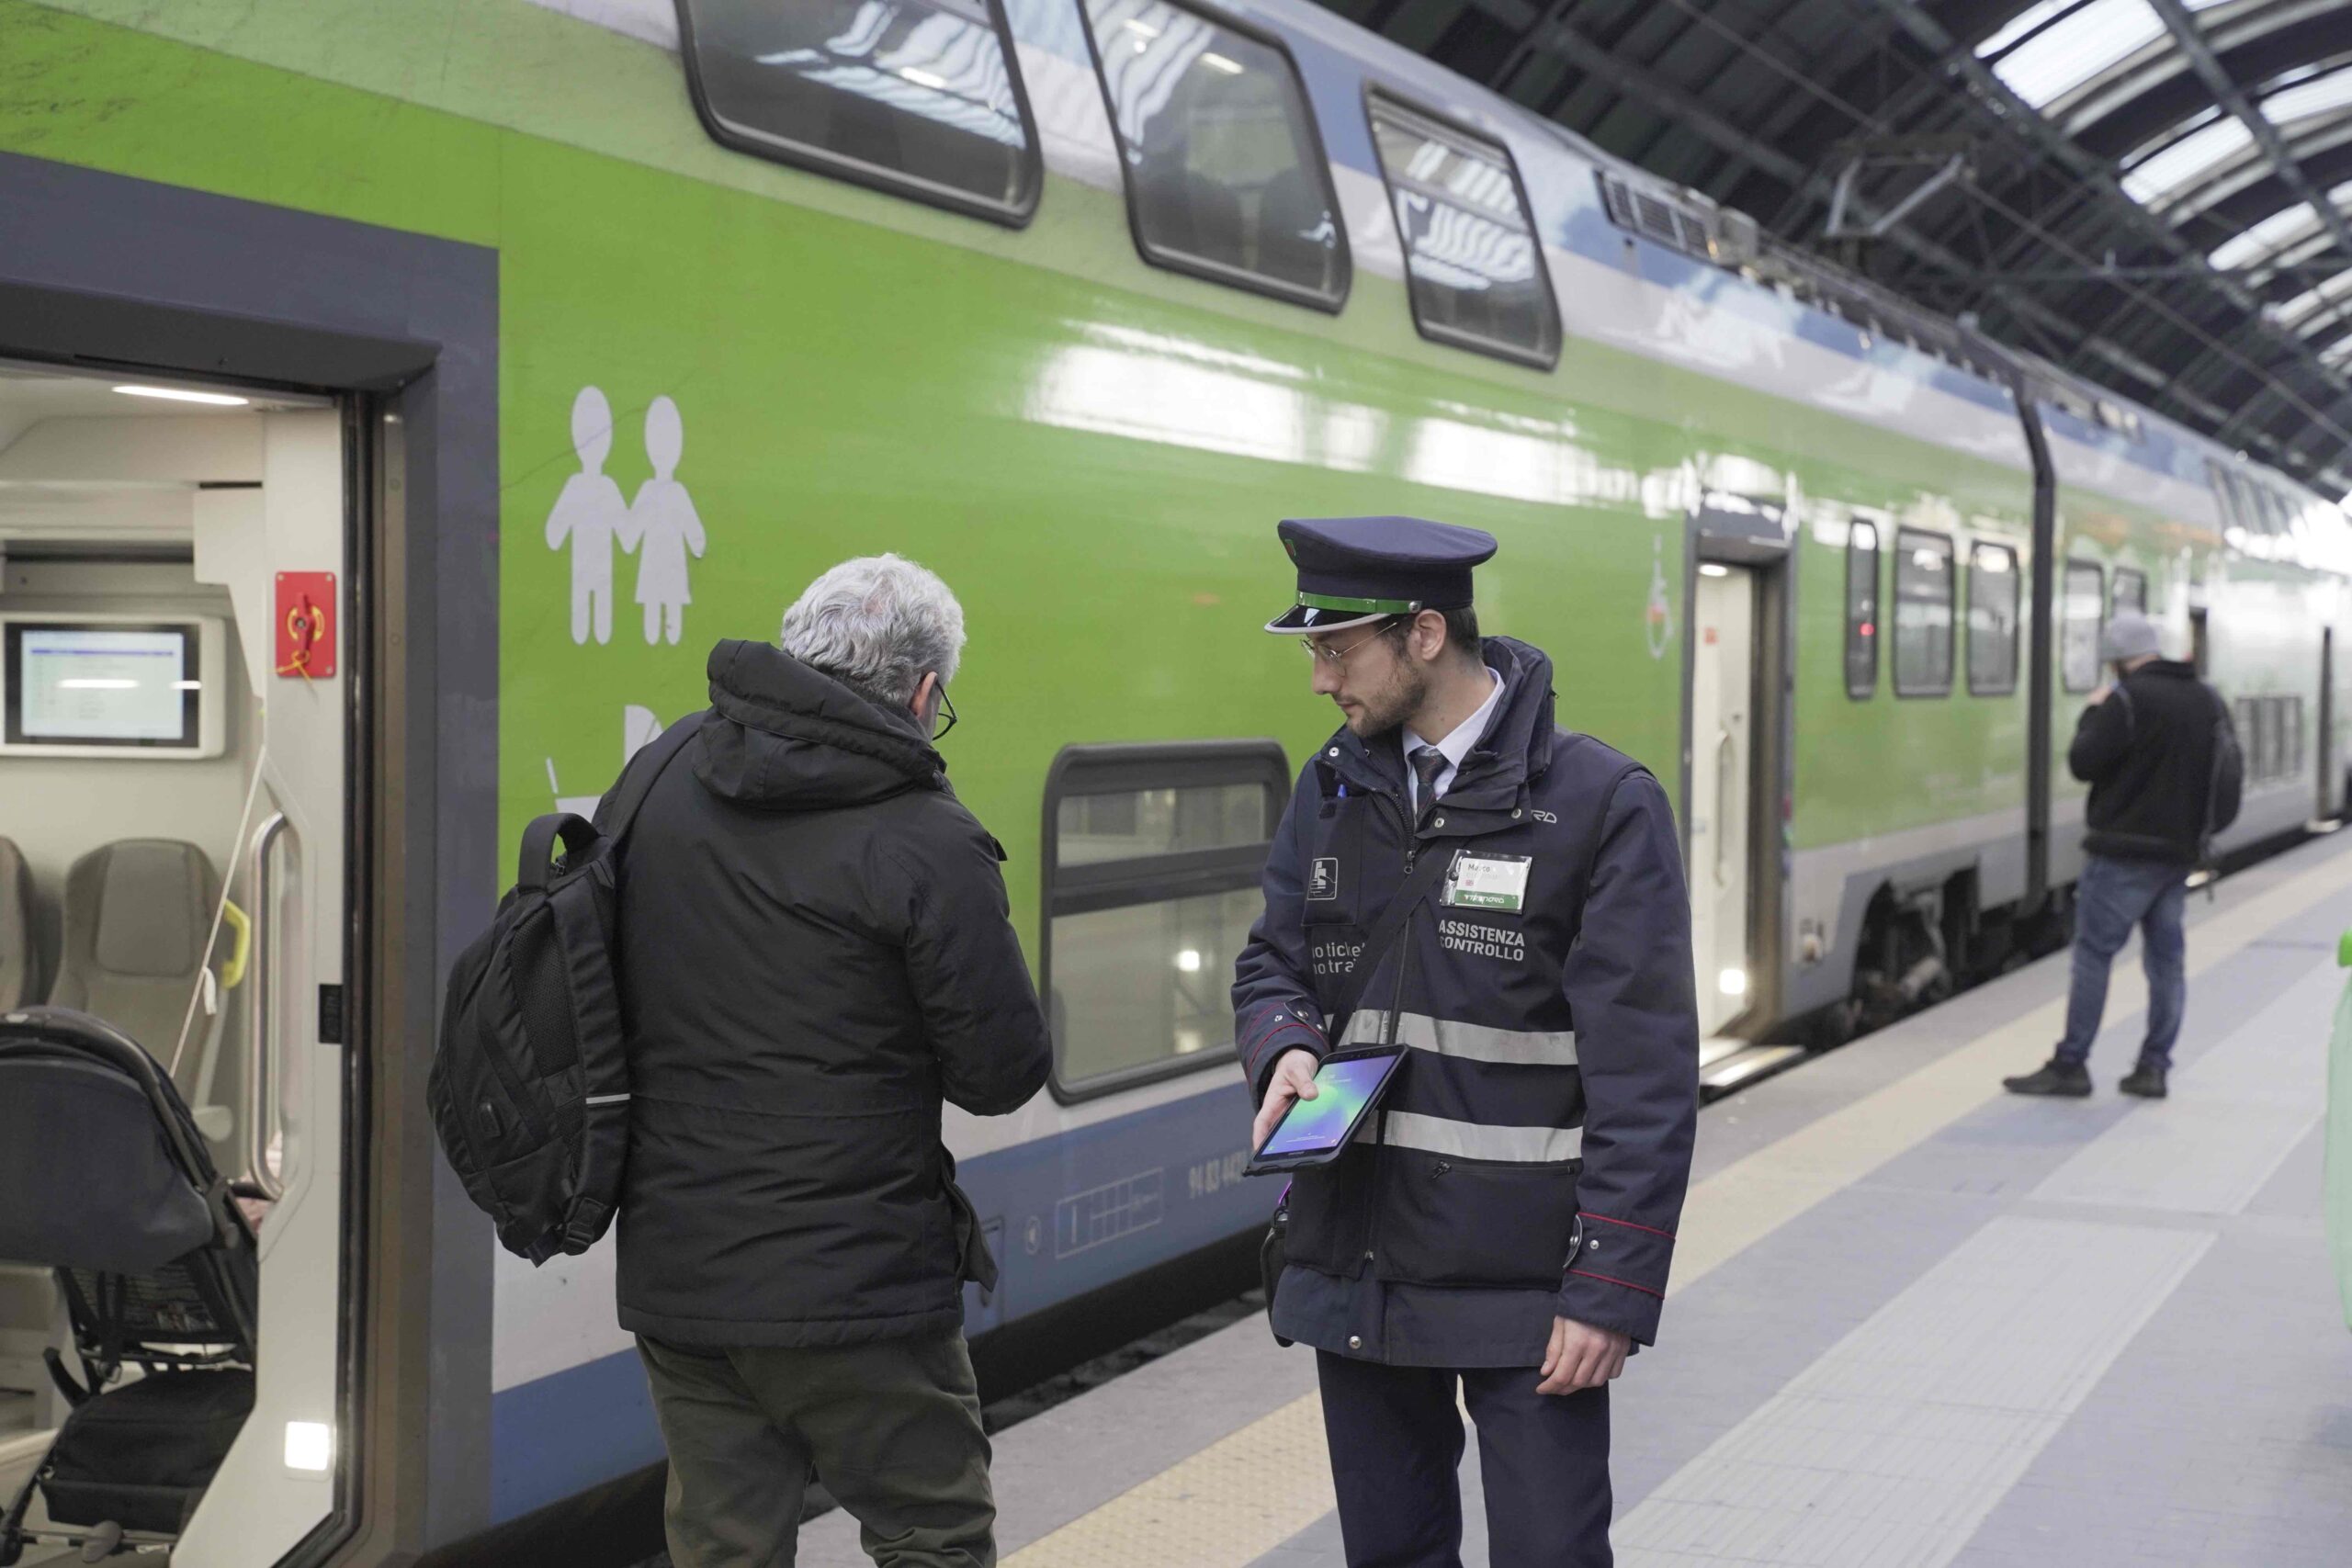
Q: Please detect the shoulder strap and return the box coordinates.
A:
[1323,845,1457,1046]
[595,712,706,844]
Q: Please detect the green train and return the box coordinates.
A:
[0,0,2344,1562]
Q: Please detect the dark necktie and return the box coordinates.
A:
[1409,744,1447,829]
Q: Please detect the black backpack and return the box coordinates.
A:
[429,715,701,1263]
[2203,686,2244,846]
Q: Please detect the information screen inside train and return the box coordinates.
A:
[4,621,202,749]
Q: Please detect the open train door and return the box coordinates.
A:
[1681,491,1798,1087]
[0,364,352,1567]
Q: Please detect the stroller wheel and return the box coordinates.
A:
[77,1519,124,1562]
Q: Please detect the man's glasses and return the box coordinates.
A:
[1299,616,1403,665]
[933,682,957,740]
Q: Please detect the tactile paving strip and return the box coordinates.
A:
[1612,1216,2212,1568]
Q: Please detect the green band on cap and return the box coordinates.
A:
[1296,591,1422,614]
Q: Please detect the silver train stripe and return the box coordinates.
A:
[1339,1010,1578,1066]
[1351,1111,1584,1164]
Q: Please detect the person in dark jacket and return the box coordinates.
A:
[1236,517,1700,1568]
[2006,610,2232,1101]
[605,554,1051,1568]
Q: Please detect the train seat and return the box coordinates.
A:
[50,840,234,1141]
[0,840,32,1012]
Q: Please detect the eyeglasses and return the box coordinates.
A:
[1299,616,1403,665]
[932,682,957,741]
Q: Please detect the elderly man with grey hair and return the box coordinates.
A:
[602,553,1051,1568]
[2007,610,2240,1102]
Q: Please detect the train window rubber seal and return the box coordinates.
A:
[1890,525,1955,700]
[1362,87,1561,371]
[672,0,1044,229]
[1039,739,1290,1105]
[1075,0,1351,315]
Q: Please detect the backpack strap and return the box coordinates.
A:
[554,713,705,1255]
[594,712,707,844]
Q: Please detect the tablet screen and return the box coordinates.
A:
[1259,1052,1403,1157]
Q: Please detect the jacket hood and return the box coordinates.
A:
[693,639,944,809]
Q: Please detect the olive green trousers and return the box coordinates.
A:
[636,1329,995,1568]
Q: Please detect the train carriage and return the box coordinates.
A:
[0,0,2345,1562]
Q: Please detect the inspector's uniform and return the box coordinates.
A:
[1234,517,1699,1567]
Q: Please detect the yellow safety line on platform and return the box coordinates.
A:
[1001,851,2352,1568]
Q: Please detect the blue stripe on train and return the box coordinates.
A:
[488,1078,1264,1521]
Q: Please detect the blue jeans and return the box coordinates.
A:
[2057,853,2189,1070]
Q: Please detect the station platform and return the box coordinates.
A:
[797,832,2352,1568]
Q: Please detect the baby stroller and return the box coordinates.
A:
[0,1007,259,1564]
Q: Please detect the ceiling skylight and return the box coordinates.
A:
[2280,265,2352,329]
[2122,116,2253,206]
[1988,0,2165,109]
[2264,64,2352,126]
[2211,202,2317,269]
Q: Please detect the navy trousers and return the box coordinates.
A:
[1316,1351,1611,1568]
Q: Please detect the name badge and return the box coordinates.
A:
[1442,852,1531,912]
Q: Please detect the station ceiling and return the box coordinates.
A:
[1317,0,2352,499]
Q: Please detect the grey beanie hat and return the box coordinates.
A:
[2098,610,2162,664]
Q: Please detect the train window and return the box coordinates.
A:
[1365,95,1560,368]
[1892,528,1954,698]
[673,0,1043,227]
[1966,543,2019,696]
[2191,460,2229,533]
[2290,695,2305,777]
[2235,698,2263,781]
[1845,520,1880,700]
[1079,0,1350,311]
[1042,741,1290,1099]
[2113,568,2147,615]
[2267,696,2291,779]
[2061,561,2104,693]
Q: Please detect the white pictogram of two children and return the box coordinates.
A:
[545,387,707,647]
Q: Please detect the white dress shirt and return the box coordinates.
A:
[1402,668,1504,816]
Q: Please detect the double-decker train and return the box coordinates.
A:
[0,0,2344,1562]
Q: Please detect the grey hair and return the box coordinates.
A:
[779,553,967,710]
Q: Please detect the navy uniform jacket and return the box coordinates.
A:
[1233,637,1699,1363]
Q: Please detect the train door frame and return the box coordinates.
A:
[1679,497,1795,1038]
[1,154,501,1565]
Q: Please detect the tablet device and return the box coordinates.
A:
[1245,1047,1407,1176]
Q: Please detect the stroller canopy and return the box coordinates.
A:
[0,1009,220,1276]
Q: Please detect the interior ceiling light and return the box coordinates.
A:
[112,384,249,406]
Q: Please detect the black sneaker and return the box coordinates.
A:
[2120,1065,2168,1099]
[2003,1059,2093,1097]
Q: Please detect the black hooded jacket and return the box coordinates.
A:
[608,640,1050,1348]
[2069,659,2230,864]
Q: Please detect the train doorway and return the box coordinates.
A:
[2319,628,2335,821]
[0,363,354,1567]
[1689,562,1758,1037]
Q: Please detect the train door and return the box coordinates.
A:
[1689,563,1758,1037]
[0,364,353,1567]
[2319,629,2335,820]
